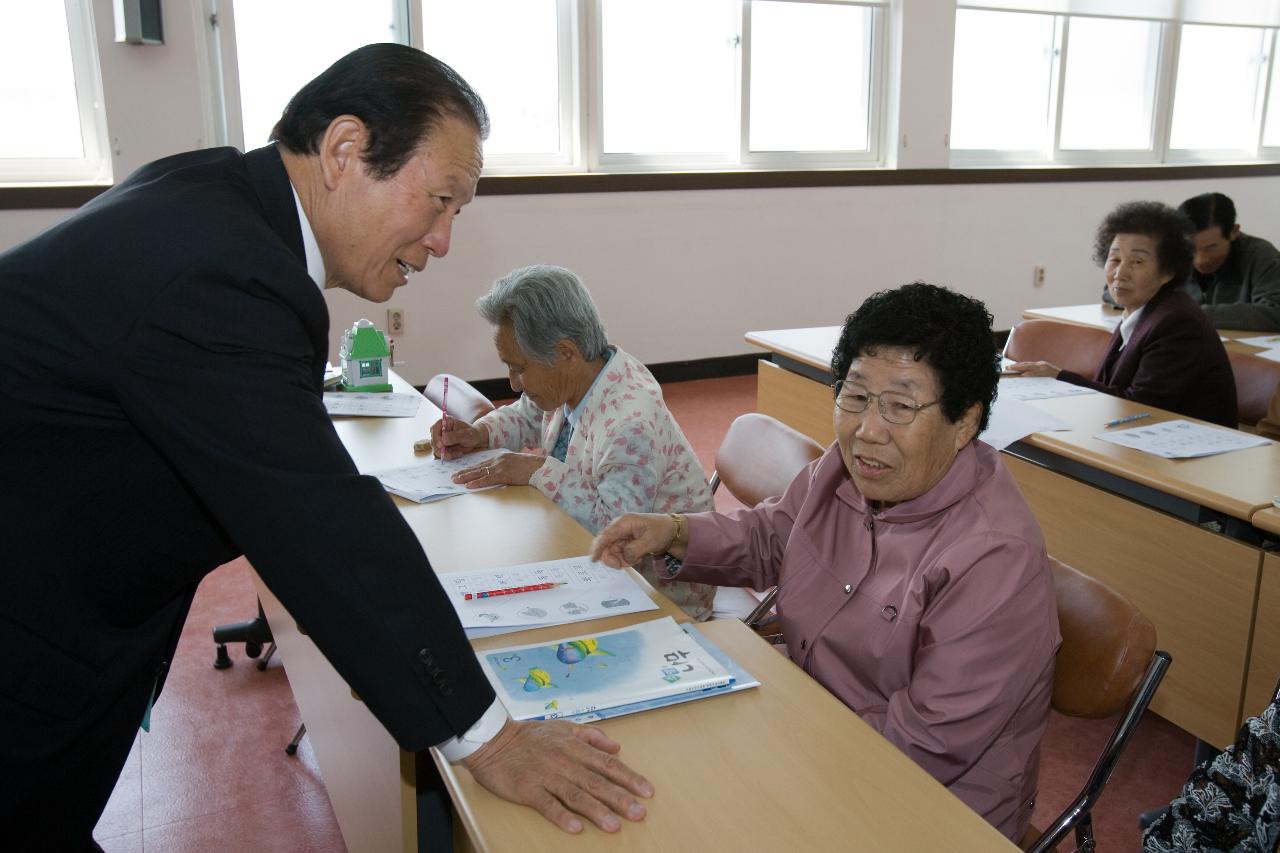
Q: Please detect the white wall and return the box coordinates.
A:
[6,0,1280,386]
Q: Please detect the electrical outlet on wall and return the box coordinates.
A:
[388,307,406,335]
[1032,266,1046,287]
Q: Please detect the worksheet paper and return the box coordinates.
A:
[999,377,1101,402]
[443,555,658,637]
[978,395,1072,450]
[368,448,509,502]
[323,391,422,417]
[1234,334,1280,350]
[1094,419,1271,459]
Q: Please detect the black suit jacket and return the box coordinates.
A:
[0,147,494,767]
[1059,285,1238,427]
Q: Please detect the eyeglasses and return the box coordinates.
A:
[833,379,940,425]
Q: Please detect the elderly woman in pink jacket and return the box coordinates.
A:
[592,282,1061,842]
[432,264,716,620]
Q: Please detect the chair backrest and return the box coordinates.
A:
[712,414,824,631]
[424,374,496,424]
[1028,558,1172,853]
[1227,349,1280,427]
[1050,557,1157,718]
[1005,320,1113,379]
[712,412,825,508]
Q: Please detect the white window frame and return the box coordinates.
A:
[1164,24,1276,164]
[1262,30,1280,158]
[1,0,112,185]
[951,12,1175,167]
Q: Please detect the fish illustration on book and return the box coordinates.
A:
[556,638,614,665]
[520,668,557,692]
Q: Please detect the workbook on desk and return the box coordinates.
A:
[443,555,659,638]
[367,448,509,502]
[478,617,744,721]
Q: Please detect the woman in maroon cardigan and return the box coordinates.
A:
[1012,201,1238,427]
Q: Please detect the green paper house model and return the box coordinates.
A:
[338,319,392,392]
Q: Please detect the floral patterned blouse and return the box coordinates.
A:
[476,347,716,619]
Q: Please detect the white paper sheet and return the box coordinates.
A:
[1254,347,1280,363]
[368,448,510,502]
[1094,419,1270,459]
[323,391,422,417]
[978,395,1073,450]
[442,555,659,636]
[1000,377,1100,402]
[1234,334,1280,349]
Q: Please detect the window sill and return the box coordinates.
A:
[3,161,1279,208]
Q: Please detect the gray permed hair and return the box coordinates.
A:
[475,265,609,365]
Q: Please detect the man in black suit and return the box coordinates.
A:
[0,44,651,850]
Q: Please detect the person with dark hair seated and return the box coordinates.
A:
[1101,192,1280,331]
[591,282,1061,842]
[1015,201,1238,427]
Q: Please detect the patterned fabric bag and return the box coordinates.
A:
[1143,693,1280,853]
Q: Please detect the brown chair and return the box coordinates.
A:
[706,413,824,626]
[1025,558,1173,853]
[1005,319,1113,378]
[1226,349,1280,428]
[424,373,496,424]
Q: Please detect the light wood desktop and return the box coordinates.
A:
[440,618,1014,852]
[255,372,1014,852]
[1021,303,1262,353]
[746,326,1280,747]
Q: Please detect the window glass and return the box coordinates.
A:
[421,0,562,156]
[1059,17,1160,150]
[1266,52,1280,147]
[601,0,737,155]
[1169,24,1267,151]
[0,3,85,159]
[749,1,872,152]
[232,0,397,149]
[950,9,1057,151]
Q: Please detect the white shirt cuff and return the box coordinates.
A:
[436,698,509,763]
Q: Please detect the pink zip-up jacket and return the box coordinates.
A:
[683,440,1060,840]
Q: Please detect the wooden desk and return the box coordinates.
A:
[1244,509,1280,719]
[256,374,1013,851]
[439,619,1014,851]
[746,326,1280,747]
[1022,303,1260,352]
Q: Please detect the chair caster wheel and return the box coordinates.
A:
[214,644,233,669]
[245,640,262,659]
[285,742,299,756]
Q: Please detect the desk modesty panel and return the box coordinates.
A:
[437,618,1017,852]
[1003,456,1261,748]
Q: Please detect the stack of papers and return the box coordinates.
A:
[1094,419,1271,459]
[323,391,422,417]
[477,616,756,722]
[369,449,509,502]
[443,556,659,638]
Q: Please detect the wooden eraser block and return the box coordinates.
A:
[413,438,433,455]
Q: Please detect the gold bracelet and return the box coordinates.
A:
[667,513,685,552]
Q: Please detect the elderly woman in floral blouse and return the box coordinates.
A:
[431,264,716,619]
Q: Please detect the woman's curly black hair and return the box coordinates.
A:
[831,282,998,433]
[1091,201,1193,285]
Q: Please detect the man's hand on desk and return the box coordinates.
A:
[463,718,653,833]
[431,417,489,459]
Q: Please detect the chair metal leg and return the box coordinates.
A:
[285,723,307,756]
